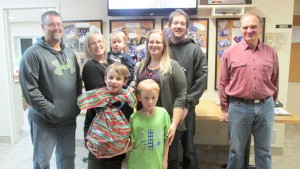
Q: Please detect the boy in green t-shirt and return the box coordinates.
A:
[101,79,171,169]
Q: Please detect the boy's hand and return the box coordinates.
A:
[167,123,177,145]
[162,160,168,169]
[127,86,135,93]
[86,142,101,159]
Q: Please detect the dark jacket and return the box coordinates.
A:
[107,51,135,86]
[82,60,108,142]
[168,38,208,110]
[19,37,82,125]
[159,60,187,131]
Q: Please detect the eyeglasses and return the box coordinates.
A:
[44,22,63,28]
[148,41,163,45]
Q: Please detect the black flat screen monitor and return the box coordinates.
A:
[107,0,198,16]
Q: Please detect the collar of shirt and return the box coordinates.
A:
[241,39,262,51]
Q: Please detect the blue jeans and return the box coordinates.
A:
[227,97,274,169]
[29,117,77,169]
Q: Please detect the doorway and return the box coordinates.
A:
[0,3,59,143]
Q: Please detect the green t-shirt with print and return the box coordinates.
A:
[128,107,171,169]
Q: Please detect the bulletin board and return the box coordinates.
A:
[109,19,155,61]
[62,20,102,74]
[161,18,209,60]
[215,18,265,89]
[289,15,300,83]
[289,43,300,83]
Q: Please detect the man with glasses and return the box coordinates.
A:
[19,11,82,169]
[168,9,208,169]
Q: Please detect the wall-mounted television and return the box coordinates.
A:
[107,0,198,16]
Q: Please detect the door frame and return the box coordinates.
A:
[0,3,60,143]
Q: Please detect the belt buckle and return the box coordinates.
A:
[254,99,260,104]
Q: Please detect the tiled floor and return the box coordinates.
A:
[265,124,300,169]
[1,112,299,169]
[0,116,89,169]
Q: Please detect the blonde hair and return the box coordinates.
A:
[84,31,107,61]
[105,62,130,80]
[136,79,160,95]
[139,29,172,75]
[110,31,127,42]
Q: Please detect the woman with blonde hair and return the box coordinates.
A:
[82,31,127,169]
[135,29,187,168]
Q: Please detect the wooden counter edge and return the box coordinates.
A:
[195,100,300,124]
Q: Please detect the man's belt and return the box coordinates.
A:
[230,96,271,104]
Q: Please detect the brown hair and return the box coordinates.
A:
[41,11,61,23]
[105,62,130,80]
[168,9,190,28]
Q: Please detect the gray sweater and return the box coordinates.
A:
[159,59,187,131]
[137,59,187,131]
[19,37,82,125]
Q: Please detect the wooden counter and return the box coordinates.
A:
[195,100,300,124]
[195,100,222,120]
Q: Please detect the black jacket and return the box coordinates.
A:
[107,51,135,86]
[168,38,208,109]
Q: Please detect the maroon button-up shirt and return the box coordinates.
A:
[218,41,279,112]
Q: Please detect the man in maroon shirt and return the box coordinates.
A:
[218,12,279,169]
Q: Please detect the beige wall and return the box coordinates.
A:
[197,0,295,145]
[0,0,296,145]
[3,0,295,104]
[287,84,300,116]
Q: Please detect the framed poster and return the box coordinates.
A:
[215,18,265,89]
[109,19,155,61]
[63,20,103,73]
[161,18,209,60]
